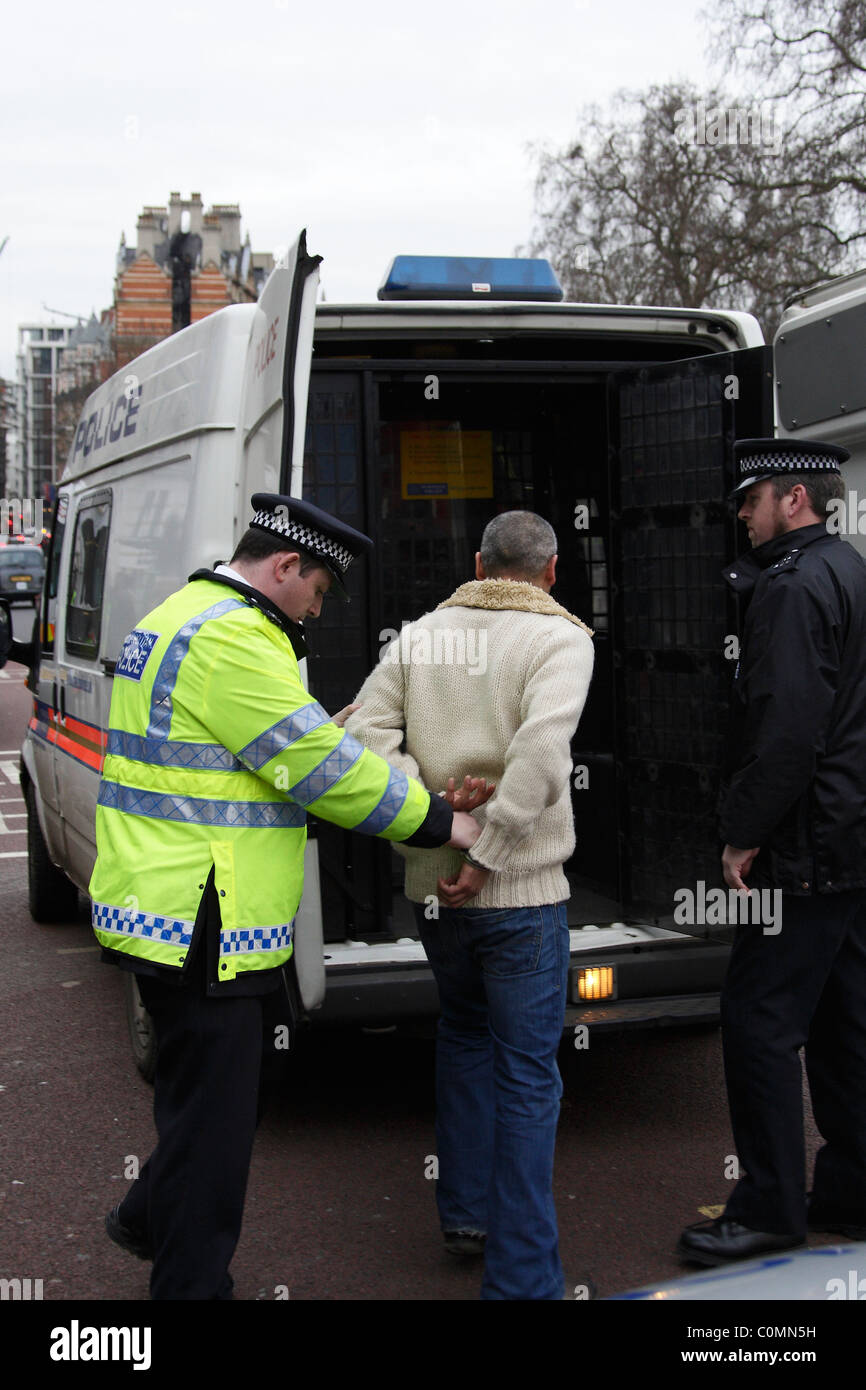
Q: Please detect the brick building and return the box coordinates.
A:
[11,193,272,496]
[113,192,273,365]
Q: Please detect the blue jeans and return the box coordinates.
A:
[414,899,570,1300]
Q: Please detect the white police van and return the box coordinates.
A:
[772,267,866,528]
[6,230,856,1078]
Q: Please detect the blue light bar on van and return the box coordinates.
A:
[377,255,564,302]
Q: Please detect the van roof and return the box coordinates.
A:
[782,264,866,313]
[314,299,763,352]
[61,292,762,485]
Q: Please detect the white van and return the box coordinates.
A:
[7,234,852,1077]
[773,266,866,533]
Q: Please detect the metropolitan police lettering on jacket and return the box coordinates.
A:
[115,630,159,682]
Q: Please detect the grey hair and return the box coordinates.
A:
[479,511,558,578]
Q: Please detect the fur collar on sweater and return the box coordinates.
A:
[436,578,593,636]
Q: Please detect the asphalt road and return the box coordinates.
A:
[0,625,834,1306]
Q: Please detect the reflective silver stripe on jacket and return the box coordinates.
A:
[351,768,410,835]
[283,731,365,805]
[107,729,245,771]
[97,779,307,828]
[147,597,246,737]
[237,701,332,770]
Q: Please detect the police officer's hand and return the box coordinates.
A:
[722,843,760,891]
[447,810,481,850]
[331,702,361,727]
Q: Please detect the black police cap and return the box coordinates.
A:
[248,494,374,600]
[729,437,849,499]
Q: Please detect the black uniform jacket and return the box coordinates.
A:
[718,522,866,895]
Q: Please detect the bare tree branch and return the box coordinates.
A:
[523,80,860,335]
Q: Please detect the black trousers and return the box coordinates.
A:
[117,886,266,1300]
[721,888,866,1235]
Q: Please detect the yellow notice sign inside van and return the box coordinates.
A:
[400,425,493,499]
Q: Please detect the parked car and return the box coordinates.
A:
[0,543,45,605]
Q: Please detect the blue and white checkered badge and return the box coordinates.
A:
[116,629,159,682]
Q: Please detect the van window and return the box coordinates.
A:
[39,493,67,657]
[65,493,111,660]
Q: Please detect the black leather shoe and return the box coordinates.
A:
[105,1205,154,1261]
[677,1217,805,1267]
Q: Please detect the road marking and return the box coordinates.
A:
[0,851,27,858]
[0,762,20,784]
[56,947,98,955]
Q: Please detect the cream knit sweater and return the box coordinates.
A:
[346,579,595,909]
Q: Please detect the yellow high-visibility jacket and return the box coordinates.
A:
[89,575,435,982]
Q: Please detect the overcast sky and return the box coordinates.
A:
[0,0,715,380]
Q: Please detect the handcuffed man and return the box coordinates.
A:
[348,510,595,1299]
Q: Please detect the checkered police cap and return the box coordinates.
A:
[249,493,374,599]
[729,437,849,499]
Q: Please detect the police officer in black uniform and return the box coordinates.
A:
[678,437,866,1265]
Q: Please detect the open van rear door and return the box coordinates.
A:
[607,345,774,931]
[239,230,328,1017]
[239,229,322,501]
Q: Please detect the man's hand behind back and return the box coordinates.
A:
[437,863,490,908]
[444,775,496,814]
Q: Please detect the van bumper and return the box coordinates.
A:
[313,936,730,1031]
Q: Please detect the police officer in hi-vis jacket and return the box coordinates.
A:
[91,494,483,1300]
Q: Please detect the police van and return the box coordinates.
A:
[4,230,855,1077]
